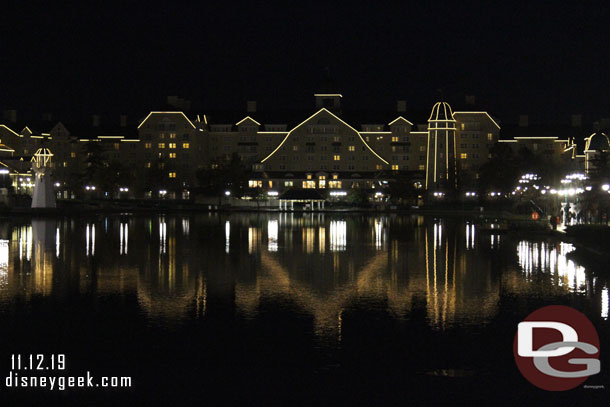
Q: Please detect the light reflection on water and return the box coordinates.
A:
[0,214,607,334]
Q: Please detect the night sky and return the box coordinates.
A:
[2,1,610,124]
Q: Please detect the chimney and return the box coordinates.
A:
[3,109,17,123]
[465,95,476,105]
[397,100,407,113]
[43,112,53,122]
[571,114,582,128]
[518,115,529,128]
[92,114,100,127]
[247,101,257,113]
[120,115,127,127]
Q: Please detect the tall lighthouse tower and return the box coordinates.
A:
[31,148,56,208]
[425,102,457,192]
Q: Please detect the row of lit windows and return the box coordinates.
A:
[145,143,190,149]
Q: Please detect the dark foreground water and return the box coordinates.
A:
[0,213,608,406]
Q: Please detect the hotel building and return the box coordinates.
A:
[0,93,595,199]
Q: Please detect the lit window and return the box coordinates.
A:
[460,123,465,130]
[169,143,176,149]
[284,181,293,187]
[487,133,493,141]
[333,155,340,161]
[170,133,176,139]
[418,164,425,170]
[306,174,312,180]
[419,146,426,152]
[376,165,382,170]
[145,162,151,168]
[169,172,176,178]
[460,153,468,159]
[114,143,120,150]
[248,180,262,188]
[70,152,76,158]
[332,174,338,180]
[392,165,399,170]
[348,145,355,151]
[391,136,398,142]
[302,180,316,188]
[63,162,67,167]
[183,143,190,149]
[158,143,165,149]
[292,145,298,151]
[169,153,176,158]
[145,143,152,149]
[328,180,342,188]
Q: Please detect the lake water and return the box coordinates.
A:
[0,213,608,405]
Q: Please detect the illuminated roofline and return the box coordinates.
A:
[453,111,501,130]
[260,108,389,164]
[0,125,19,137]
[584,132,610,152]
[137,112,196,129]
[120,139,139,142]
[98,136,124,139]
[314,94,343,98]
[514,136,558,140]
[257,131,288,134]
[0,144,15,152]
[411,131,428,134]
[236,116,261,126]
[498,140,517,143]
[388,116,413,126]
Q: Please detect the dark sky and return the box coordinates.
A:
[2,1,609,124]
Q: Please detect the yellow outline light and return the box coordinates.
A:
[314,94,343,98]
[260,108,389,165]
[0,125,19,137]
[0,143,15,152]
[388,116,413,126]
[453,111,500,130]
[137,112,195,129]
[514,136,557,140]
[236,116,261,126]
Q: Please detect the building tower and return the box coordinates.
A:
[31,148,56,208]
[426,102,457,191]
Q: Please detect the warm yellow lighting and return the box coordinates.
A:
[169,153,176,158]
[260,108,389,164]
[460,153,468,159]
[236,116,261,126]
[183,143,190,149]
[169,143,176,149]
[333,155,340,161]
[169,172,176,178]
[388,116,413,126]
[158,143,165,149]
[453,111,501,130]
[314,93,343,97]
[145,143,152,149]
[137,112,195,129]
[392,165,399,170]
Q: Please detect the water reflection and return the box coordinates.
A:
[0,215,606,338]
[516,241,586,293]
